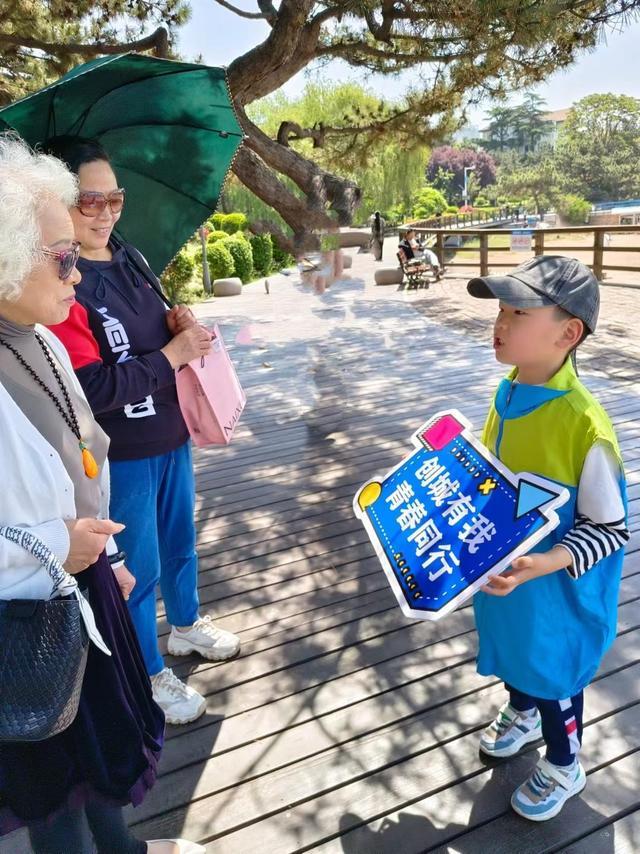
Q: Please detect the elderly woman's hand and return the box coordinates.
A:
[64,518,125,574]
[166,304,196,336]
[113,564,136,601]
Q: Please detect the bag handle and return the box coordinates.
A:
[0,525,111,655]
[0,525,75,596]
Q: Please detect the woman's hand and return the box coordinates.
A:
[113,564,136,601]
[63,518,125,574]
[166,304,196,336]
[161,324,212,369]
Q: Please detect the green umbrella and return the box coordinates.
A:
[0,53,243,273]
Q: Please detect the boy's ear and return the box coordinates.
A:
[559,317,584,350]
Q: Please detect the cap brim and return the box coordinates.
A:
[467,274,555,308]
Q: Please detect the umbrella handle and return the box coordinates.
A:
[111,232,174,309]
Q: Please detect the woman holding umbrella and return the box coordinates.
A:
[45,136,241,726]
[0,135,203,854]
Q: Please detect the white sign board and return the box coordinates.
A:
[510,229,533,252]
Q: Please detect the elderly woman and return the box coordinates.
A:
[44,137,240,726]
[0,136,203,854]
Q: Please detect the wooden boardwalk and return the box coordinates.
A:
[3,253,639,853]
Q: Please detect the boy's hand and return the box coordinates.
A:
[481,547,572,596]
[481,555,539,596]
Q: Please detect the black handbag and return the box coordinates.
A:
[0,526,89,742]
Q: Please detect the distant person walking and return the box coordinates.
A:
[369,211,385,261]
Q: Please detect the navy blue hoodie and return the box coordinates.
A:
[49,242,189,461]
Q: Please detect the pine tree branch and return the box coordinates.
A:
[0,26,169,58]
[210,0,272,20]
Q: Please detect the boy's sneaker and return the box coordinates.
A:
[150,667,206,725]
[479,701,542,758]
[511,756,586,821]
[167,616,240,661]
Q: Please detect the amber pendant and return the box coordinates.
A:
[79,441,99,479]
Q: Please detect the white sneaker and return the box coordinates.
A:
[147,839,206,854]
[511,757,587,821]
[479,701,542,758]
[150,667,205,725]
[167,615,241,661]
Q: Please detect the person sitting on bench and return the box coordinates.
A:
[398,229,442,279]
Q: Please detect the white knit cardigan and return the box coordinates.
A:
[0,325,118,600]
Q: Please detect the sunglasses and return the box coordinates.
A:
[77,189,125,217]
[41,241,81,280]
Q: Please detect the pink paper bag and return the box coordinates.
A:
[176,324,246,447]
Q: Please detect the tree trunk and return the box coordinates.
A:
[236,108,361,225]
[232,146,334,248]
[225,2,362,240]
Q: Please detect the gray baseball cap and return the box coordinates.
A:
[467,255,599,333]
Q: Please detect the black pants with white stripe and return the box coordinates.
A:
[507,683,584,766]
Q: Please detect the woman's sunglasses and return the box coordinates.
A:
[77,189,125,217]
[41,241,81,280]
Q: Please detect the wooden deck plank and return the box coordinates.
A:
[1,260,638,854]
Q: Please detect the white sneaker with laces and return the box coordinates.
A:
[167,615,241,661]
[150,667,205,725]
[147,839,205,854]
[479,701,542,758]
[511,756,586,821]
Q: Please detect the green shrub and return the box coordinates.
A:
[209,212,225,229]
[161,250,195,304]
[223,234,253,283]
[474,195,489,207]
[220,212,248,234]
[249,233,274,276]
[272,242,295,270]
[207,229,229,243]
[556,194,591,225]
[411,186,448,220]
[445,205,459,214]
[206,240,235,280]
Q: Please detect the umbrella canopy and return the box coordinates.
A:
[0,53,243,273]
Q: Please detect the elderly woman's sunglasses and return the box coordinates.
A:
[77,189,125,217]
[41,241,81,280]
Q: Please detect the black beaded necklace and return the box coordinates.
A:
[0,331,99,478]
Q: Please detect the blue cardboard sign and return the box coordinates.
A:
[354,410,569,621]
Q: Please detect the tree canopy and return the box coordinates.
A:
[3,0,640,245]
[427,146,497,203]
[555,93,640,201]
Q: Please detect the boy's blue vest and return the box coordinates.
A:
[475,358,627,699]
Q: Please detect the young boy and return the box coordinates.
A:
[467,255,629,821]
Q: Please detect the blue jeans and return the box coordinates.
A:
[109,441,200,676]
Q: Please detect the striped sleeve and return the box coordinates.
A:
[562,513,630,579]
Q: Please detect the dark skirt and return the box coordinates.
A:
[0,552,165,834]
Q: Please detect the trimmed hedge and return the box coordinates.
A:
[224,234,253,283]
[272,242,294,270]
[161,250,195,304]
[206,240,235,280]
[220,212,248,234]
[209,212,225,229]
[207,230,229,243]
[249,233,274,276]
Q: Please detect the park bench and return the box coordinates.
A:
[397,247,439,289]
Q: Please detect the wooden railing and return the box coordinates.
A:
[410,224,640,280]
[407,206,525,231]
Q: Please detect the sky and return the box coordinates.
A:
[177,0,640,128]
